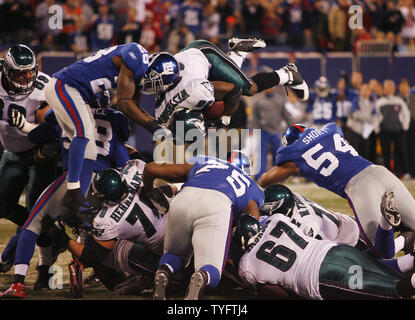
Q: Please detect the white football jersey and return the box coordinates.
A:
[155,48,215,126]
[238,214,336,300]
[0,71,50,152]
[291,192,360,246]
[93,159,167,254]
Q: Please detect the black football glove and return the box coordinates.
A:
[146,187,170,215]
[47,222,71,249]
[60,208,84,229]
[62,188,85,212]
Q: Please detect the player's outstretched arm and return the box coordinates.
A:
[143,162,194,192]
[68,237,116,267]
[241,200,260,220]
[113,56,160,133]
[258,162,300,188]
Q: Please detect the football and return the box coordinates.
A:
[203,100,225,120]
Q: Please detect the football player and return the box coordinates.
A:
[50,160,178,297]
[260,184,415,274]
[0,100,131,299]
[233,213,415,300]
[258,122,415,257]
[0,45,56,272]
[43,43,180,227]
[143,152,264,300]
[153,39,309,132]
[261,184,360,246]
[306,76,337,129]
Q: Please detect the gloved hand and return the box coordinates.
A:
[8,109,38,134]
[60,208,83,229]
[47,222,71,249]
[146,187,170,215]
[62,188,85,212]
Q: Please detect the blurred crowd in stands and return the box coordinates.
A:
[0,0,414,179]
[1,0,415,54]
[239,71,415,180]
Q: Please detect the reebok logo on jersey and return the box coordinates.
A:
[129,52,137,60]
[201,81,214,93]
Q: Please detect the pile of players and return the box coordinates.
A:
[1,37,415,300]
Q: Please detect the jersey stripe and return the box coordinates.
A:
[345,194,380,257]
[221,209,234,272]
[22,171,67,229]
[55,80,84,138]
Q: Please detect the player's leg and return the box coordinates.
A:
[153,189,193,300]
[0,171,68,299]
[44,78,97,218]
[0,151,31,225]
[183,39,308,100]
[0,151,32,271]
[184,189,233,300]
[318,244,407,299]
[0,227,21,273]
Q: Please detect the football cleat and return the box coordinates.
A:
[380,191,401,228]
[153,266,172,300]
[68,260,84,298]
[0,282,26,299]
[33,265,51,290]
[281,63,309,101]
[228,37,266,55]
[184,270,209,300]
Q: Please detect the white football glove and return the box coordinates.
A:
[9,109,38,134]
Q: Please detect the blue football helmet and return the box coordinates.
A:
[281,124,306,147]
[227,150,251,176]
[141,52,180,95]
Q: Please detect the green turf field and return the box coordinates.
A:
[1,179,415,300]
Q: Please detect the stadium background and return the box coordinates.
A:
[1,0,415,299]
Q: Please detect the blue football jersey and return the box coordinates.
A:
[275,123,372,197]
[333,90,359,122]
[307,93,337,125]
[28,108,130,172]
[183,156,264,214]
[53,43,149,104]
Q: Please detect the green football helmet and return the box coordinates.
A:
[232,214,261,252]
[2,44,38,95]
[91,168,129,204]
[169,108,206,144]
[261,184,295,217]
